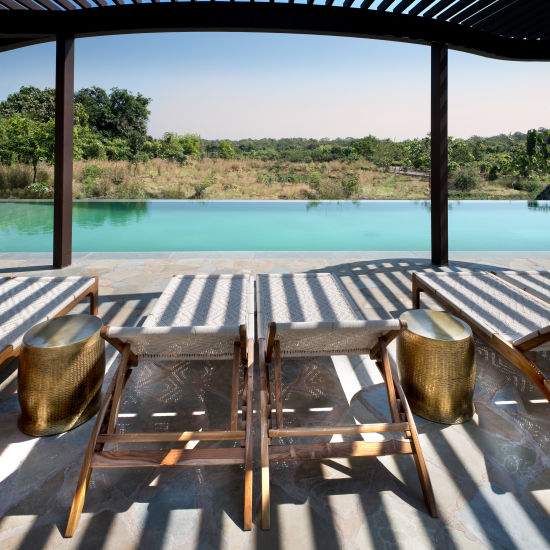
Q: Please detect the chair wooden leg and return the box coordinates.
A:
[231,342,240,431]
[107,345,132,434]
[259,340,271,529]
[378,339,400,423]
[412,275,421,309]
[389,362,438,518]
[273,341,283,429]
[65,370,119,537]
[243,338,254,530]
[89,277,99,316]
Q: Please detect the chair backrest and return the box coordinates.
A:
[272,319,402,357]
[107,325,244,360]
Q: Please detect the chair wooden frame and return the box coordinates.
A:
[0,276,99,367]
[258,310,438,529]
[65,325,254,536]
[412,271,550,402]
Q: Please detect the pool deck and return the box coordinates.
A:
[0,252,549,550]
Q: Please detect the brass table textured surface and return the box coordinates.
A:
[18,314,105,436]
[397,309,476,424]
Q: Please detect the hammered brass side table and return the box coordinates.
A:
[397,309,475,424]
[18,314,105,436]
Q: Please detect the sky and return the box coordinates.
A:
[0,31,549,141]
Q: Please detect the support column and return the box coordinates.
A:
[53,36,74,269]
[430,44,448,266]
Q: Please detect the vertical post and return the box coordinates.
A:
[53,36,74,269]
[431,44,448,266]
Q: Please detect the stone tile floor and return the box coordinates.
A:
[0,252,549,550]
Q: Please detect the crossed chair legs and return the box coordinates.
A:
[258,331,438,530]
[66,327,437,535]
[65,327,254,537]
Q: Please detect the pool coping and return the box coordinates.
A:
[3,250,550,260]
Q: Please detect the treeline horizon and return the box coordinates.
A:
[0,85,549,196]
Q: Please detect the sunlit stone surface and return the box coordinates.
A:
[0,252,548,549]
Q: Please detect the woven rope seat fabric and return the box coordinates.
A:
[412,271,550,401]
[66,274,255,536]
[0,276,99,365]
[256,273,437,529]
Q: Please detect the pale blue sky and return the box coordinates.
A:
[1,32,549,140]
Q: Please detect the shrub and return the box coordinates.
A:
[81,164,104,180]
[454,167,479,191]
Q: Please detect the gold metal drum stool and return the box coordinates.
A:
[397,309,475,424]
[18,314,105,436]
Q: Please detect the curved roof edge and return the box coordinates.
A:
[0,4,549,61]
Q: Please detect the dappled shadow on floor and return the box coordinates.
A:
[1,258,549,549]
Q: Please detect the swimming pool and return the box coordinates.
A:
[1,200,549,252]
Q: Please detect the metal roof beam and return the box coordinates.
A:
[498,2,547,37]
[487,1,544,34]
[436,0,472,21]
[423,0,455,19]
[465,0,518,28]
[449,0,494,24]
[376,0,394,11]
[408,0,436,17]
[393,0,416,14]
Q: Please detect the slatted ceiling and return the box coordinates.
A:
[376,0,394,11]
[439,1,469,19]
[393,0,415,13]
[0,0,26,8]
[487,0,539,33]
[523,22,550,41]
[15,0,44,8]
[0,0,548,51]
[515,14,550,39]
[408,0,435,17]
[491,2,541,36]
[360,0,376,9]
[423,0,454,19]
[448,0,494,23]
[462,0,517,27]
[15,0,43,8]
[51,0,76,9]
[478,1,523,31]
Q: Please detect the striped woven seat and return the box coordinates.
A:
[66,274,255,536]
[256,273,437,529]
[412,271,550,401]
[0,276,98,366]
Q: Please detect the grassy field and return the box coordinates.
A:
[0,158,545,200]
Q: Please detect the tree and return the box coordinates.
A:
[1,114,55,182]
[0,86,56,122]
[75,86,150,141]
[218,140,235,159]
[161,133,201,164]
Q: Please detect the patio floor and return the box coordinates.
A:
[0,252,549,550]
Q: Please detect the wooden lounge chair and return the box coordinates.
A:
[412,271,550,401]
[0,276,99,366]
[65,274,255,536]
[256,273,437,529]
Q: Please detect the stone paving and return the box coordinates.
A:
[0,252,549,550]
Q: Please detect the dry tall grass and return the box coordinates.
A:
[0,158,539,200]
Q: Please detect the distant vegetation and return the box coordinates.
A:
[0,85,549,200]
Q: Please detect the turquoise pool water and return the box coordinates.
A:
[1,200,549,252]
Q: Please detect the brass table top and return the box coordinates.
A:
[400,309,472,342]
[23,314,103,349]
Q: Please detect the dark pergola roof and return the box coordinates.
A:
[1,0,550,60]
